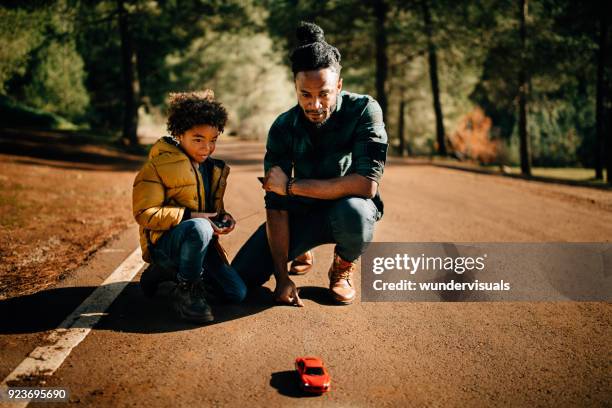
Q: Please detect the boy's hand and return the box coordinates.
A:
[214,213,236,235]
[192,211,217,220]
[191,212,234,235]
[191,211,222,234]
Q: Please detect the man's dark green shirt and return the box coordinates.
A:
[264,90,388,216]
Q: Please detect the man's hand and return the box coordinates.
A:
[263,166,289,196]
[274,276,304,307]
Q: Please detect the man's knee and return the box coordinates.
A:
[329,197,377,233]
[328,197,377,262]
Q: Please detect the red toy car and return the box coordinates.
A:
[294,356,331,393]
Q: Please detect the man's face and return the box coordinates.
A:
[295,68,342,126]
[177,124,219,164]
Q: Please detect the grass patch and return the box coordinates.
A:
[499,167,606,181]
[426,156,610,188]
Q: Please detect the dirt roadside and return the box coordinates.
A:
[0,129,144,300]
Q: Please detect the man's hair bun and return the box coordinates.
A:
[290,21,342,75]
[296,21,325,46]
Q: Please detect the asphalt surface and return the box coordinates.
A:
[1,139,611,407]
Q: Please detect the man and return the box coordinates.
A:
[232,22,388,306]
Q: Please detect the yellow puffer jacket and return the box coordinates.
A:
[132,136,231,264]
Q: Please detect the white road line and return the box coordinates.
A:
[99,248,128,253]
[0,247,144,408]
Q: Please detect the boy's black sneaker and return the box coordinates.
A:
[172,280,214,323]
[140,264,177,298]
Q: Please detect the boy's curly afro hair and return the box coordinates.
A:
[166,89,228,137]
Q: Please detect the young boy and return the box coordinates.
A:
[132,90,246,323]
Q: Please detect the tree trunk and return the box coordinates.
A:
[421,0,446,156]
[607,96,611,185]
[595,10,608,180]
[118,0,140,146]
[374,0,388,119]
[518,0,531,176]
[398,97,406,156]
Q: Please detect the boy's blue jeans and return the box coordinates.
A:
[150,218,247,303]
[232,197,380,288]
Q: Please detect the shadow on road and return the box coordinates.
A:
[0,129,145,172]
[11,157,142,173]
[269,370,321,398]
[298,286,347,306]
[0,286,97,334]
[0,283,274,334]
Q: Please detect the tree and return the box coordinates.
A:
[469,0,600,169]
[117,0,140,146]
[607,86,612,185]
[421,0,446,156]
[76,0,250,141]
[397,86,407,156]
[518,0,531,175]
[374,0,389,118]
[595,9,608,180]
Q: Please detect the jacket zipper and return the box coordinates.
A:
[190,161,203,212]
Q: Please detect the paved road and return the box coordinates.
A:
[1,139,611,407]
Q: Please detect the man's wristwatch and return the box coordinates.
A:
[286,178,297,196]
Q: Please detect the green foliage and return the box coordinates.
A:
[0,7,46,92]
[76,0,251,131]
[470,0,600,166]
[21,39,90,120]
[1,2,90,122]
[262,0,608,167]
[0,0,607,168]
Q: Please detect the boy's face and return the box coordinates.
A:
[177,124,219,164]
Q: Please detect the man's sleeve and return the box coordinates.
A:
[352,98,388,184]
[264,121,293,211]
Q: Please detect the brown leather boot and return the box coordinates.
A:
[328,253,356,304]
[289,250,314,275]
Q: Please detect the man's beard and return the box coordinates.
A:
[312,116,330,129]
[305,101,337,129]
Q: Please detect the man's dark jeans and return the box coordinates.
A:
[232,197,380,288]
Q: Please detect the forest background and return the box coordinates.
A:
[1,0,610,182]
